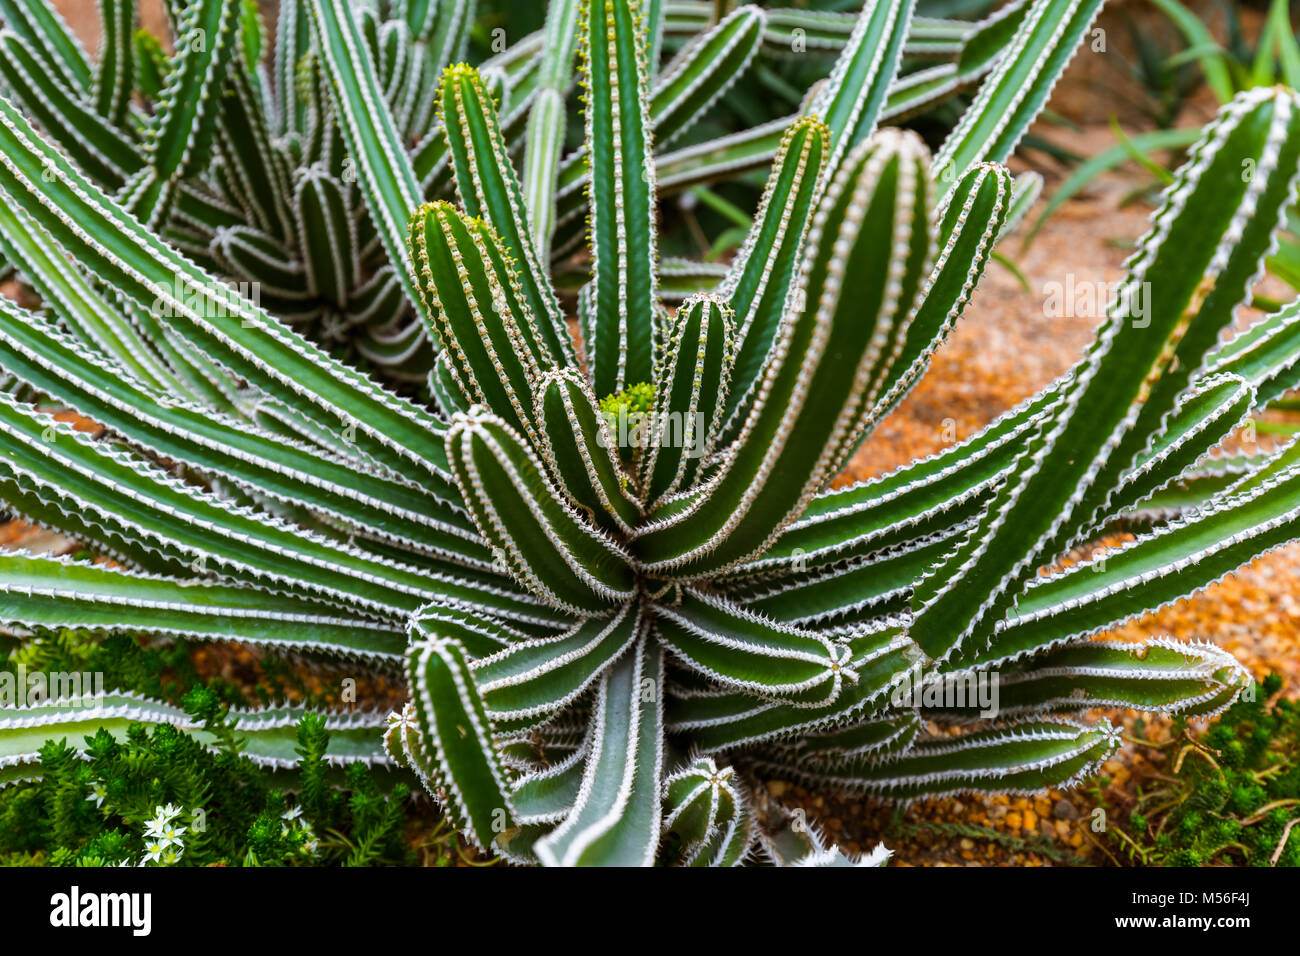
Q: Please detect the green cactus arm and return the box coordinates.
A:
[429,348,471,417]
[879,63,970,126]
[650,4,764,149]
[997,169,1043,240]
[554,8,770,214]
[372,17,422,137]
[911,87,1300,663]
[554,115,785,243]
[510,743,588,824]
[216,66,296,241]
[1064,99,1300,552]
[735,533,959,627]
[411,202,546,442]
[752,371,1262,629]
[308,0,424,315]
[793,712,920,763]
[743,370,1258,626]
[658,257,728,300]
[415,601,572,653]
[653,590,851,705]
[421,0,475,71]
[660,756,752,866]
[806,0,915,173]
[353,318,433,378]
[0,0,90,94]
[404,634,522,855]
[1206,296,1300,405]
[750,385,1056,572]
[131,0,241,223]
[580,0,660,397]
[0,466,180,576]
[534,637,663,867]
[929,639,1250,720]
[642,0,666,70]
[294,165,358,308]
[666,625,918,753]
[763,275,1300,579]
[273,0,310,133]
[520,85,567,264]
[0,30,143,189]
[954,0,1032,75]
[552,13,1008,236]
[550,4,998,254]
[872,162,1012,416]
[473,603,639,723]
[446,409,637,614]
[1126,462,1250,524]
[669,2,969,60]
[714,117,828,445]
[642,294,735,503]
[92,0,135,127]
[438,65,574,367]
[133,26,170,100]
[1204,436,1300,508]
[532,368,642,535]
[1095,373,1256,526]
[493,55,542,144]
[934,0,1105,199]
[209,225,311,305]
[0,198,179,393]
[0,694,392,786]
[754,719,1119,800]
[0,551,407,661]
[521,0,581,260]
[344,261,408,325]
[173,180,246,231]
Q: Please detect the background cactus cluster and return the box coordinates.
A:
[0,0,1298,866]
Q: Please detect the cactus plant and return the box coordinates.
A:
[0,0,1036,380]
[1,0,1299,867]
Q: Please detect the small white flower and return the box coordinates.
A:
[282,805,304,822]
[159,844,184,866]
[86,783,107,808]
[386,705,416,732]
[143,839,167,865]
[144,804,188,841]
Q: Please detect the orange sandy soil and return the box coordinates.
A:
[9,0,1297,866]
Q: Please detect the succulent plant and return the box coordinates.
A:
[1,0,1300,867]
[0,0,1037,383]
